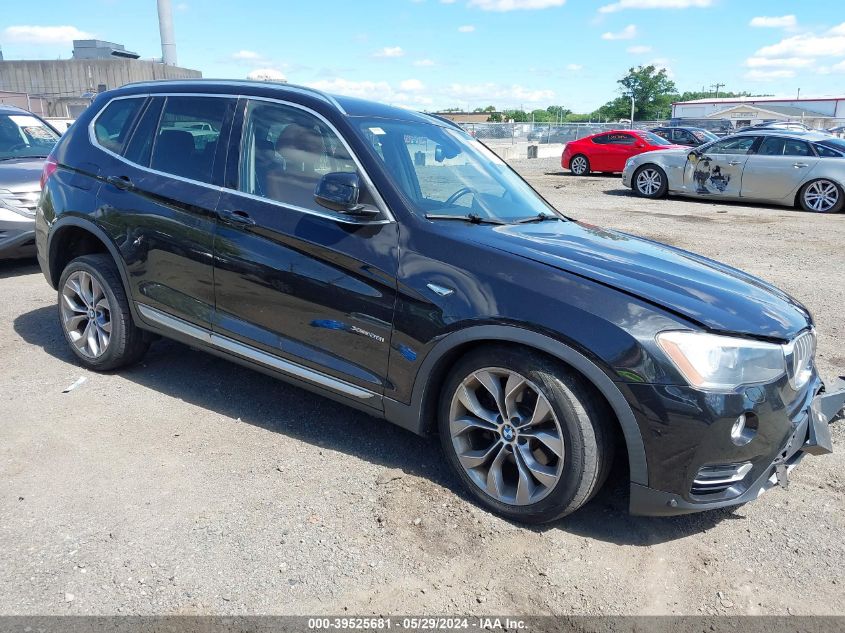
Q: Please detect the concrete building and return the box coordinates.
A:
[0,40,200,118]
[672,96,845,129]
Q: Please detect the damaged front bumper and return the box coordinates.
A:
[630,377,845,516]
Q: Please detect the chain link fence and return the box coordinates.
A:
[457,121,669,146]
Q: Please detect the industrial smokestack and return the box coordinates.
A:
[157,0,177,66]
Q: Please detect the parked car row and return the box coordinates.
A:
[28,79,845,525]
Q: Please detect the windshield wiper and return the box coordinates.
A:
[514,212,562,224]
[425,213,506,225]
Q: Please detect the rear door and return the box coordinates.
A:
[683,135,760,197]
[95,94,237,329]
[211,97,398,402]
[740,136,820,201]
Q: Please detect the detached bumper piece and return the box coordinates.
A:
[631,377,845,516]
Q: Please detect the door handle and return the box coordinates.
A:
[728,160,742,166]
[218,209,256,226]
[106,175,133,190]
[793,162,809,168]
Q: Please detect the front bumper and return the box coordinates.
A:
[621,161,635,187]
[629,377,845,516]
[0,208,36,259]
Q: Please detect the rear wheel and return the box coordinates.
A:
[58,254,149,371]
[633,165,668,199]
[438,346,614,523]
[569,154,590,176]
[799,179,843,213]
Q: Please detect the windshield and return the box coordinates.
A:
[0,113,59,160]
[355,118,559,222]
[640,132,673,146]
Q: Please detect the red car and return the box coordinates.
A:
[562,129,682,176]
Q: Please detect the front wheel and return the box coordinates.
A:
[632,165,668,198]
[799,179,844,213]
[438,346,614,523]
[58,254,149,371]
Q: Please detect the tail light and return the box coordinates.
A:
[40,154,58,190]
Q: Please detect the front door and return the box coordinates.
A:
[96,94,236,328]
[683,135,760,197]
[212,98,398,403]
[740,136,820,201]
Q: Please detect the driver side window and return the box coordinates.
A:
[238,100,357,212]
[707,136,757,155]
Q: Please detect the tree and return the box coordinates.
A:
[616,65,677,121]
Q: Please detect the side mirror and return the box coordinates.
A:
[314,172,378,217]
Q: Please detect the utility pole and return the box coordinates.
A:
[711,82,725,99]
[629,93,635,126]
[797,87,801,100]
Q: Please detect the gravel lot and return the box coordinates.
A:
[1,157,843,616]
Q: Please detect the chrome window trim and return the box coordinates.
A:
[87,92,395,225]
[136,303,378,401]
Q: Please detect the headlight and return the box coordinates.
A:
[656,331,787,392]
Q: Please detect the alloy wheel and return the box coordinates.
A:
[61,270,112,358]
[803,180,839,212]
[448,368,565,506]
[571,156,587,175]
[636,168,662,196]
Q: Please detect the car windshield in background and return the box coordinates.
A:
[356,119,558,223]
[641,132,673,146]
[0,114,59,160]
[692,130,719,142]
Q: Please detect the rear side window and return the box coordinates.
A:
[606,133,635,145]
[94,98,144,153]
[124,98,164,165]
[150,96,233,184]
[815,144,843,158]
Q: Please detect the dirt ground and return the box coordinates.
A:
[1,158,843,616]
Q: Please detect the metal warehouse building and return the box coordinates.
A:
[672,95,845,129]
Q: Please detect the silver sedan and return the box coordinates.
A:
[621,130,845,213]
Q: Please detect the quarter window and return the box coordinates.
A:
[815,144,843,158]
[606,133,635,145]
[94,98,144,153]
[149,96,233,184]
[237,100,357,211]
[591,134,611,145]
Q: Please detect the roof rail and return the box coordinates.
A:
[118,79,347,114]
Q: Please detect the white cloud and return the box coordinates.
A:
[599,0,711,13]
[445,82,554,103]
[374,46,405,58]
[413,58,436,67]
[458,25,476,32]
[565,63,583,70]
[627,44,652,53]
[400,79,425,91]
[745,56,814,68]
[232,50,261,60]
[755,22,845,58]
[749,15,796,28]
[2,25,92,44]
[247,68,287,82]
[468,0,565,11]
[744,69,796,81]
[601,24,637,40]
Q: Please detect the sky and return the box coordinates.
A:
[1,0,844,113]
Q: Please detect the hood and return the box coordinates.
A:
[467,220,811,341]
[0,158,45,191]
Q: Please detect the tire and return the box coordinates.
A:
[438,346,615,523]
[798,179,844,213]
[58,253,149,371]
[632,165,668,199]
[569,154,590,176]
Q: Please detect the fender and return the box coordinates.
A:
[45,216,142,323]
[383,324,649,486]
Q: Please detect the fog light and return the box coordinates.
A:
[731,412,758,446]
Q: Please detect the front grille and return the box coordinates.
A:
[785,330,815,390]
[0,189,40,217]
[692,462,752,496]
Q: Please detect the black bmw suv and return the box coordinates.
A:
[36,80,844,523]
